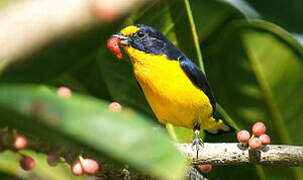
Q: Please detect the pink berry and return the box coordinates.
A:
[47,155,60,166]
[199,164,212,173]
[14,135,27,149]
[20,156,35,171]
[57,87,72,98]
[108,102,122,112]
[71,161,84,176]
[249,137,262,149]
[259,134,270,145]
[252,122,266,136]
[81,158,99,175]
[237,130,250,143]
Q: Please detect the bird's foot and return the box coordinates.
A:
[191,130,204,159]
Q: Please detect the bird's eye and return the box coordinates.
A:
[137,30,145,38]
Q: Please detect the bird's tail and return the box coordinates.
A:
[204,112,234,135]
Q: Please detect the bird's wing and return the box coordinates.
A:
[180,56,234,134]
[178,55,216,115]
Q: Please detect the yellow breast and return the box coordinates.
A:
[124,47,218,129]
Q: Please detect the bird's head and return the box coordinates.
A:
[108,24,181,60]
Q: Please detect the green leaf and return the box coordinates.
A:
[204,19,303,180]
[0,84,187,179]
[245,0,303,33]
[0,150,85,180]
[219,0,260,18]
[48,57,112,101]
[190,0,259,45]
[293,33,303,47]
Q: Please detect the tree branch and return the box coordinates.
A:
[3,126,303,179]
[177,143,303,166]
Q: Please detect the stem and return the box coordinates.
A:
[184,0,204,72]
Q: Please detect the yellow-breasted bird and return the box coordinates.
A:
[108,24,233,152]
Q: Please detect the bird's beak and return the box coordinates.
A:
[112,33,129,46]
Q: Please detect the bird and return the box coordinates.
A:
[108,24,233,155]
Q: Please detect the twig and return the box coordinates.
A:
[177,143,303,166]
[0,0,150,62]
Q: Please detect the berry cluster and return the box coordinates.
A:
[237,122,270,149]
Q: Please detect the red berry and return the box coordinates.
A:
[249,137,262,149]
[20,156,35,171]
[14,135,27,149]
[199,164,212,173]
[108,102,122,112]
[57,87,72,98]
[47,155,60,166]
[237,130,250,143]
[81,158,99,175]
[259,134,270,145]
[252,122,266,136]
[71,161,84,176]
[107,37,122,59]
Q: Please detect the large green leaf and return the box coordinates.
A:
[190,0,259,46]
[245,0,303,33]
[0,84,187,179]
[204,19,303,180]
[48,57,112,101]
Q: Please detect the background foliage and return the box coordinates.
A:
[0,0,303,179]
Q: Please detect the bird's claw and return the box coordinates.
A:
[191,130,204,159]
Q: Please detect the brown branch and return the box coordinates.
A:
[0,0,151,62]
[4,126,303,179]
[177,143,303,166]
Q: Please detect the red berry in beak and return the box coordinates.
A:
[107,36,122,59]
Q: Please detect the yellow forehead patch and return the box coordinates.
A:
[120,25,139,36]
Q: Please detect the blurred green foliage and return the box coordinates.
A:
[245,0,303,33]
[0,0,303,179]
